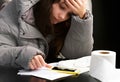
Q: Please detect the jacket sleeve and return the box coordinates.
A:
[0,19,44,69]
[0,34,44,69]
[61,10,94,59]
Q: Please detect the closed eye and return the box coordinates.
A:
[59,2,67,10]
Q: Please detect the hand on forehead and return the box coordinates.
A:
[64,0,87,17]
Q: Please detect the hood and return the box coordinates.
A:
[16,0,40,16]
[15,0,44,39]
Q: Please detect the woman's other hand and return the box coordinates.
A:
[65,0,87,18]
[29,55,52,70]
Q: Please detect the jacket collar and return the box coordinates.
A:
[18,0,44,39]
[19,18,45,39]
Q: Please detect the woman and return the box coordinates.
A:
[0,0,93,70]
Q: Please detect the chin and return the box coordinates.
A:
[53,22,58,24]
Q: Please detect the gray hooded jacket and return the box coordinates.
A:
[0,0,93,69]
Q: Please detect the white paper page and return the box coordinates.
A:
[18,67,72,81]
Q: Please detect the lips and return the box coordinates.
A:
[51,16,63,24]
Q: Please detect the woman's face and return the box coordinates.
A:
[50,0,73,24]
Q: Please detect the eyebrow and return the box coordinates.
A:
[60,1,69,8]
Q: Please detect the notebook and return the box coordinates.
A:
[17,56,91,80]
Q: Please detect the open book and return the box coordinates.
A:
[17,56,91,80]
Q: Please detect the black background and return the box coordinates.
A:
[92,0,120,68]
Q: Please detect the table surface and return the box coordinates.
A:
[0,66,101,82]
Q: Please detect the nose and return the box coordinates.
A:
[58,12,67,20]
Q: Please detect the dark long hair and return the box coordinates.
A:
[33,0,71,62]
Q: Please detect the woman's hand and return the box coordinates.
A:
[29,55,52,70]
[65,0,87,18]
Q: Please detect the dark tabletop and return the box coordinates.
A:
[0,66,101,82]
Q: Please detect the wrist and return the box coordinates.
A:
[78,9,86,19]
[80,10,90,19]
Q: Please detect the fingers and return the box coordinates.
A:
[65,0,78,12]
[29,62,34,70]
[45,63,53,68]
[65,0,87,17]
[29,55,47,70]
[65,0,77,8]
